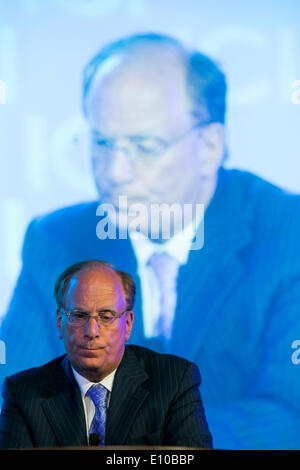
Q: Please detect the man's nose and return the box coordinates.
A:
[84,316,101,338]
[108,143,134,185]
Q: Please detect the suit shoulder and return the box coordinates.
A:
[125,345,201,390]
[21,201,100,263]
[26,201,99,236]
[126,345,196,372]
[226,169,300,241]
[228,168,300,208]
[225,169,300,276]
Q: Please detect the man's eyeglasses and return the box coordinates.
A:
[60,308,128,328]
[91,122,208,162]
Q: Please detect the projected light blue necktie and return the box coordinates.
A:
[148,251,179,340]
[87,383,108,445]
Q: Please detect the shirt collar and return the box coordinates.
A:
[71,366,116,399]
[129,216,202,266]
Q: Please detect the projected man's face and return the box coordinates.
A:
[84,47,222,237]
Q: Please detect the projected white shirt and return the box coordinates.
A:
[129,218,202,338]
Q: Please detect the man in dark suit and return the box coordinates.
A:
[0,260,213,448]
[1,33,300,449]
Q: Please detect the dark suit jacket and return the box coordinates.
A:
[0,345,212,449]
[1,168,300,449]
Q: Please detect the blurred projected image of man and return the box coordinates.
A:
[1,33,300,450]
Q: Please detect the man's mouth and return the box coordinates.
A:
[78,347,105,358]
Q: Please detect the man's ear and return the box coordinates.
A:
[125,310,134,342]
[56,309,63,339]
[197,122,226,176]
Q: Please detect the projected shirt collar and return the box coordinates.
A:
[129,215,203,266]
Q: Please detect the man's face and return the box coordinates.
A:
[56,267,133,382]
[84,49,212,236]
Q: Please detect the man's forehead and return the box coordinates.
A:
[85,47,192,136]
[90,49,185,96]
[66,267,123,297]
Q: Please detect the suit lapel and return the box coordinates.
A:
[105,347,150,445]
[41,355,87,446]
[170,169,254,358]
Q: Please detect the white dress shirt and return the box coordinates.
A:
[129,217,202,338]
[71,366,117,436]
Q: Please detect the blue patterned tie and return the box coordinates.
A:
[87,383,108,445]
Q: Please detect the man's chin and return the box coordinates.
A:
[97,197,182,241]
[74,357,106,379]
[115,210,151,237]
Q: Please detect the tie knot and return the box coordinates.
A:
[147,252,179,284]
[87,383,108,409]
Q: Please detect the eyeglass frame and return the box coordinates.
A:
[90,120,210,162]
[59,307,129,328]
